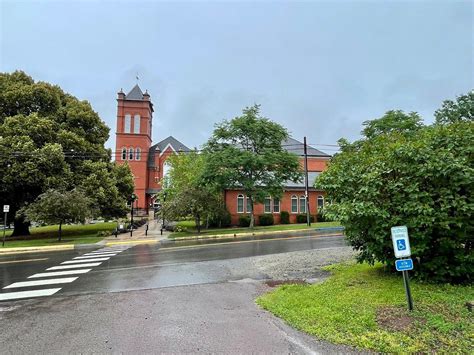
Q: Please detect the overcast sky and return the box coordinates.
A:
[1,0,472,154]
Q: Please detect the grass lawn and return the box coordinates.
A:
[1,222,117,248]
[257,262,473,353]
[170,221,341,238]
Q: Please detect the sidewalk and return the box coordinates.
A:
[101,219,170,246]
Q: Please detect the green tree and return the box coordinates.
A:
[316,105,473,283]
[22,189,92,241]
[434,90,474,124]
[0,71,133,235]
[361,110,423,139]
[203,105,302,228]
[162,151,222,233]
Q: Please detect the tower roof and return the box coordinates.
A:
[125,84,145,100]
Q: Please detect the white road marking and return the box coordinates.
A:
[61,258,109,264]
[81,253,117,257]
[73,254,116,259]
[47,263,102,270]
[0,288,61,301]
[28,269,92,278]
[4,277,78,289]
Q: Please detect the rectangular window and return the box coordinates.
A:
[264,197,271,213]
[291,196,298,213]
[246,197,252,213]
[237,195,244,213]
[134,114,140,134]
[300,196,306,213]
[273,198,280,213]
[124,114,131,133]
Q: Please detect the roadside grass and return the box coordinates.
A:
[1,222,117,248]
[170,221,341,238]
[257,262,473,353]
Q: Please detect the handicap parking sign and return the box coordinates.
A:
[397,239,406,251]
[391,226,411,258]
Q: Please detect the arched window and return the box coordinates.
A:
[299,196,306,213]
[134,114,141,134]
[135,147,141,160]
[237,194,244,213]
[273,197,280,213]
[124,114,131,133]
[121,147,127,160]
[163,160,171,178]
[317,195,324,211]
[264,197,271,213]
[291,195,298,213]
[128,147,134,160]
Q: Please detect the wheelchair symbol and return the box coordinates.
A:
[397,239,406,251]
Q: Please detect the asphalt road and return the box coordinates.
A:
[0,234,358,354]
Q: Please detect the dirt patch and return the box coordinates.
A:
[265,279,308,287]
[376,306,425,332]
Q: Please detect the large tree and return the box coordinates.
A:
[22,189,92,241]
[203,105,302,228]
[162,151,222,233]
[316,96,473,283]
[0,71,133,235]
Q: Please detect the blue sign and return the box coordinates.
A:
[396,239,407,251]
[396,258,413,271]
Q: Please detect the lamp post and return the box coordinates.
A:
[130,193,137,237]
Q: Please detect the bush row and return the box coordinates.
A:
[238,212,321,227]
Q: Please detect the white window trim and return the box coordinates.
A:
[272,197,280,213]
[299,195,306,214]
[128,147,134,160]
[124,114,131,133]
[291,195,298,214]
[246,196,252,214]
[121,147,127,160]
[264,197,271,214]
[237,194,244,214]
[134,114,140,134]
[135,147,141,161]
[317,195,324,211]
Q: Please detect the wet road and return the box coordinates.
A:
[0,234,345,301]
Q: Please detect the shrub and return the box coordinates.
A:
[238,215,251,227]
[316,213,326,222]
[280,211,290,224]
[258,214,274,226]
[316,105,474,283]
[296,214,315,223]
[208,209,232,228]
[96,230,110,238]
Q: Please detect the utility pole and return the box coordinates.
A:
[303,137,311,226]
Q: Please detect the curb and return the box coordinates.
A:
[105,239,159,246]
[0,244,76,255]
[168,226,344,241]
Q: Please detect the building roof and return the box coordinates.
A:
[283,137,330,157]
[125,84,145,100]
[284,171,322,189]
[147,136,192,167]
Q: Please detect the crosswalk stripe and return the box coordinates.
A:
[73,255,116,259]
[28,269,92,278]
[47,262,102,270]
[0,288,61,301]
[4,277,78,289]
[61,258,109,264]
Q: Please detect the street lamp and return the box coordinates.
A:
[130,193,137,237]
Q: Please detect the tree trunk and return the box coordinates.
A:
[249,197,254,229]
[196,215,201,233]
[58,221,62,242]
[11,216,30,237]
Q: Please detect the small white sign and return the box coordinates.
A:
[3,205,9,213]
[391,226,411,258]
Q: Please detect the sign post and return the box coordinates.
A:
[2,205,9,247]
[391,226,414,311]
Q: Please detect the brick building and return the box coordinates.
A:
[115,85,330,223]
